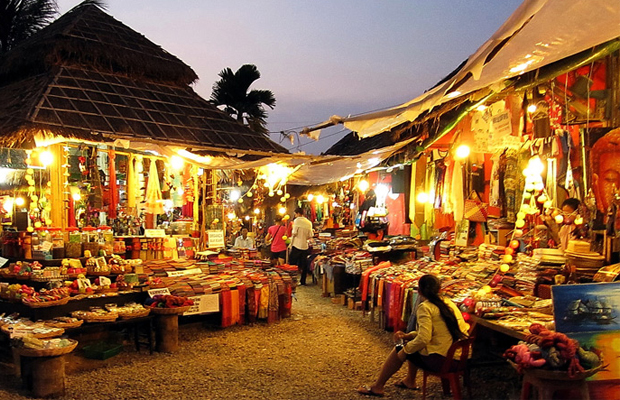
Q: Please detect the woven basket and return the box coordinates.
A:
[118,309,151,320]
[87,270,111,276]
[150,305,191,315]
[17,339,78,357]
[96,287,119,294]
[21,297,71,308]
[44,320,84,329]
[1,326,65,338]
[77,313,119,323]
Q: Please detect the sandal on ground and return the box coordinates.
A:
[394,380,420,390]
[357,385,385,397]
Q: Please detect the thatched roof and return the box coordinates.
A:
[0,2,288,154]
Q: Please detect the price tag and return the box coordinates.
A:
[166,268,202,277]
[148,288,171,298]
[40,241,53,252]
[145,229,166,238]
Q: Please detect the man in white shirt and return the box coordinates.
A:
[289,208,313,285]
[234,228,254,249]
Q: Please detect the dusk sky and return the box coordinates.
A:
[57,0,524,154]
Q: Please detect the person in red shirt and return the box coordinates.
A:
[265,215,287,265]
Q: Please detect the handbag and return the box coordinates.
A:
[464,191,488,222]
[265,225,282,247]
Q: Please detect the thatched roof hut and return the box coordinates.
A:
[0,1,287,155]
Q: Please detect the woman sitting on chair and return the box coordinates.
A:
[357,274,469,397]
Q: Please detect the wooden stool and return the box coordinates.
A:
[21,355,66,398]
[155,314,180,353]
[521,372,590,400]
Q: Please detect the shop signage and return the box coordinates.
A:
[145,229,166,238]
[207,230,225,248]
[183,293,220,315]
[147,288,171,297]
[166,268,202,277]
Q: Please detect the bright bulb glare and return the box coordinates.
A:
[417,192,430,203]
[307,194,314,201]
[316,195,325,204]
[358,179,369,192]
[455,145,470,159]
[528,156,544,176]
[72,193,81,201]
[15,197,25,206]
[278,207,286,214]
[254,208,260,215]
[527,104,537,113]
[3,198,14,213]
[170,155,184,170]
[230,189,241,202]
[39,150,54,167]
[227,212,236,220]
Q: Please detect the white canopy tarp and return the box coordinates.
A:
[314,0,620,138]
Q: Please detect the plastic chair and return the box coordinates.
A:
[421,337,475,400]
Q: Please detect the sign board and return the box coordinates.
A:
[145,229,166,238]
[148,288,171,298]
[166,268,202,277]
[0,257,8,268]
[183,294,220,315]
[207,230,225,248]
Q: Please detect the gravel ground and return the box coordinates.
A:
[0,284,522,399]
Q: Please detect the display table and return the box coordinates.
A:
[17,340,77,398]
[469,315,527,341]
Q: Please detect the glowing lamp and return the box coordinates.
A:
[514,229,523,238]
[316,195,325,204]
[227,212,236,220]
[15,197,25,206]
[170,155,184,170]
[39,150,54,167]
[72,193,81,201]
[503,254,513,263]
[277,189,283,196]
[285,193,290,199]
[27,226,34,233]
[500,264,510,273]
[528,156,544,176]
[34,221,42,228]
[230,190,241,202]
[357,179,369,193]
[524,183,535,192]
[523,192,532,200]
[2,198,13,213]
[515,219,525,228]
[26,168,34,175]
[543,200,552,209]
[482,285,492,293]
[537,194,547,203]
[555,214,564,224]
[283,215,290,221]
[268,192,274,197]
[280,197,286,203]
[278,206,286,214]
[417,192,430,203]
[307,194,314,201]
[505,247,514,256]
[516,212,526,220]
[510,240,520,249]
[574,216,584,225]
[534,182,544,192]
[282,235,288,241]
[455,144,470,159]
[247,192,253,198]
[244,216,250,221]
[527,104,538,113]
[477,289,486,297]
[253,208,260,215]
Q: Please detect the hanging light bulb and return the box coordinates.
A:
[316,195,325,204]
[244,216,250,221]
[230,189,241,202]
[278,206,286,214]
[357,179,369,192]
[15,197,25,206]
[227,212,236,220]
[527,104,538,113]
[2,198,14,213]
[555,214,564,224]
[39,150,54,167]
[276,189,283,196]
[253,208,260,215]
[307,194,314,201]
[500,264,510,273]
[170,155,184,170]
[72,193,81,201]
[417,192,430,203]
[455,144,470,159]
[246,191,253,197]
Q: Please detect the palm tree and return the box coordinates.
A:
[0,0,58,54]
[210,64,276,136]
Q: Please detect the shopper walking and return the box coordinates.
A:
[288,207,313,285]
[265,215,287,265]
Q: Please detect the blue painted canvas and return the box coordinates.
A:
[552,282,620,333]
